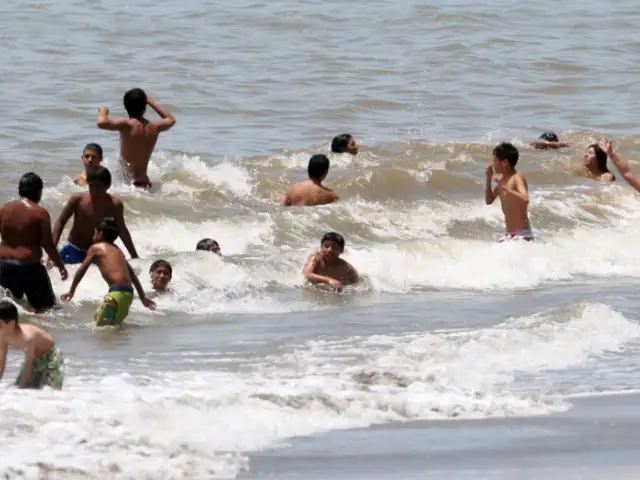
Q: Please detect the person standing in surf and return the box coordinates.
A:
[282,154,339,207]
[97,88,176,190]
[485,142,534,242]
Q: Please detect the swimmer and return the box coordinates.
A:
[303,232,359,292]
[51,166,138,265]
[0,173,67,313]
[149,259,173,292]
[531,132,571,150]
[73,143,103,186]
[485,142,534,242]
[331,133,359,155]
[97,88,176,190]
[600,137,640,192]
[0,300,65,389]
[60,218,155,327]
[282,154,339,207]
[196,238,221,255]
[583,143,615,182]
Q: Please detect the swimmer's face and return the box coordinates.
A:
[584,146,596,166]
[209,244,221,255]
[151,267,172,290]
[347,136,359,155]
[321,240,343,261]
[82,149,102,168]
[492,155,507,173]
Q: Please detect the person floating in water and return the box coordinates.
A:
[51,166,138,265]
[61,218,155,327]
[303,232,359,292]
[196,238,221,255]
[283,154,339,207]
[149,259,173,293]
[531,132,570,150]
[0,173,67,313]
[97,88,176,190]
[485,142,534,242]
[0,300,65,390]
[73,143,104,187]
[582,143,615,182]
[600,137,640,192]
[331,133,359,155]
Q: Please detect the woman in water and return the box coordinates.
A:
[583,143,615,182]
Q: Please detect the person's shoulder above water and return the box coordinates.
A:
[282,154,339,207]
[302,231,359,292]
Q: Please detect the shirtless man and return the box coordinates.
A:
[0,173,67,313]
[283,154,339,207]
[485,142,534,242]
[50,166,138,265]
[73,143,103,186]
[303,232,359,292]
[600,137,640,191]
[97,88,176,189]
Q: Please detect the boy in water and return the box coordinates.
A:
[149,259,173,293]
[73,143,104,186]
[283,154,339,207]
[61,218,156,326]
[303,232,359,292]
[196,238,222,255]
[531,132,571,150]
[97,88,176,190]
[485,142,534,242]
[0,301,65,390]
[331,134,359,155]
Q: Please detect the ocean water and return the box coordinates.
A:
[2,0,640,478]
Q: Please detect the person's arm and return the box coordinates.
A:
[531,140,570,150]
[602,138,640,192]
[501,174,529,204]
[18,343,37,388]
[347,263,360,284]
[0,341,7,380]
[303,253,341,292]
[96,106,130,131]
[52,195,78,246]
[61,247,97,300]
[126,262,156,310]
[484,165,498,204]
[147,96,176,132]
[114,200,139,259]
[41,211,67,279]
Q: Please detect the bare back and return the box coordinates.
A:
[68,193,122,250]
[91,242,133,288]
[284,180,339,207]
[495,173,530,233]
[120,118,159,183]
[3,324,54,358]
[0,200,50,263]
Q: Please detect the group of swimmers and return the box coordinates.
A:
[1,85,640,391]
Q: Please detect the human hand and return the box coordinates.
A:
[328,278,343,292]
[485,163,494,182]
[60,291,73,302]
[142,297,156,310]
[58,266,68,281]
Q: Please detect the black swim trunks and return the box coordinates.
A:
[0,260,56,310]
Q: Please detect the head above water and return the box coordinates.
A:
[0,300,19,331]
[149,259,173,291]
[123,88,147,118]
[94,217,119,244]
[320,231,345,260]
[87,166,112,192]
[331,134,358,155]
[18,172,44,203]
[492,142,519,173]
[82,143,103,169]
[196,238,221,255]
[307,154,331,182]
[539,132,559,142]
[584,143,609,173]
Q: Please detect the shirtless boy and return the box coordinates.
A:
[97,88,176,189]
[0,300,65,389]
[283,154,339,207]
[61,218,155,326]
[303,232,359,292]
[485,142,534,242]
[149,259,172,293]
[73,143,103,186]
[0,173,67,313]
[51,166,138,265]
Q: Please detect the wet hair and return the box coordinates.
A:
[588,143,610,173]
[87,166,112,189]
[196,238,219,251]
[97,217,119,243]
[331,134,353,154]
[149,259,173,276]
[307,154,330,180]
[83,143,103,159]
[18,172,43,203]
[493,142,519,168]
[123,88,147,118]
[0,300,18,325]
[539,132,559,142]
[321,231,345,251]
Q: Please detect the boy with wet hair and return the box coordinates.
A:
[485,142,534,242]
[0,300,65,389]
[73,143,104,186]
[61,217,155,326]
[531,132,570,150]
[149,259,173,292]
[282,154,339,207]
[303,231,359,292]
[196,238,221,255]
[331,133,359,155]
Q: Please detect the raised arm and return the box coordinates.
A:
[114,200,139,259]
[602,138,640,193]
[96,106,130,132]
[147,96,176,132]
[484,164,498,205]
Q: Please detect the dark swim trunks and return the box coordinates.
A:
[0,260,56,310]
[59,243,87,264]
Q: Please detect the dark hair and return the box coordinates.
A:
[321,231,345,251]
[307,154,330,180]
[18,172,43,203]
[87,166,112,189]
[83,143,103,159]
[331,134,353,154]
[150,259,173,276]
[539,132,559,142]
[588,144,610,173]
[123,88,147,118]
[196,238,219,251]
[493,142,519,168]
[97,217,119,243]
[0,300,18,324]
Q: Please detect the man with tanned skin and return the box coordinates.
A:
[97,88,176,190]
[73,143,103,187]
[0,173,67,313]
[49,166,139,265]
[282,154,339,207]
